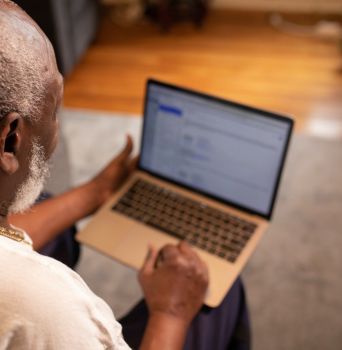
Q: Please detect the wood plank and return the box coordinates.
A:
[64,10,342,134]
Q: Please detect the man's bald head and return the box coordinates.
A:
[0,0,59,122]
[0,1,62,216]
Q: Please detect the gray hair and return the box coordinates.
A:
[0,0,47,122]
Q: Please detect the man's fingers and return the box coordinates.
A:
[116,135,133,163]
[128,156,139,173]
[141,244,159,274]
[178,240,208,275]
[178,240,198,259]
[178,240,192,253]
[160,244,179,261]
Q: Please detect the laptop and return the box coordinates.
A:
[77,79,294,307]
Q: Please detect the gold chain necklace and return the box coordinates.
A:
[0,226,30,245]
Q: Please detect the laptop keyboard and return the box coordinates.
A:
[112,179,258,263]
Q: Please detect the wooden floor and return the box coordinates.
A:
[64,10,342,135]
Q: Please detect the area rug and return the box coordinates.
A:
[47,108,342,350]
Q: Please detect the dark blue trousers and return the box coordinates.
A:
[38,193,251,350]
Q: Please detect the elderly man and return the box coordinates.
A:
[0,1,250,349]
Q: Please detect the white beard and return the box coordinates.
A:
[8,139,50,214]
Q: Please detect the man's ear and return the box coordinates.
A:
[0,112,23,175]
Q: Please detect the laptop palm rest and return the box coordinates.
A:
[77,173,268,307]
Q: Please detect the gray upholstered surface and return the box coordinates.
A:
[48,108,342,350]
[16,0,98,76]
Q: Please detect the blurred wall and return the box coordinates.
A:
[212,0,342,13]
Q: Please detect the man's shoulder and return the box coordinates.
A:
[0,238,129,349]
[0,237,80,290]
[0,238,85,314]
[0,237,110,314]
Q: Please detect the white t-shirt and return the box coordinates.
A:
[0,233,131,350]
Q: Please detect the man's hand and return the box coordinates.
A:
[88,135,137,209]
[139,241,209,327]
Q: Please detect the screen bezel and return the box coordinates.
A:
[138,79,294,220]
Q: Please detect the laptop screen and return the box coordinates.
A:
[140,80,293,219]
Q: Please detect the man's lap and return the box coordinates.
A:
[37,192,251,350]
[120,277,250,350]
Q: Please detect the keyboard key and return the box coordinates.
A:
[112,179,258,263]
